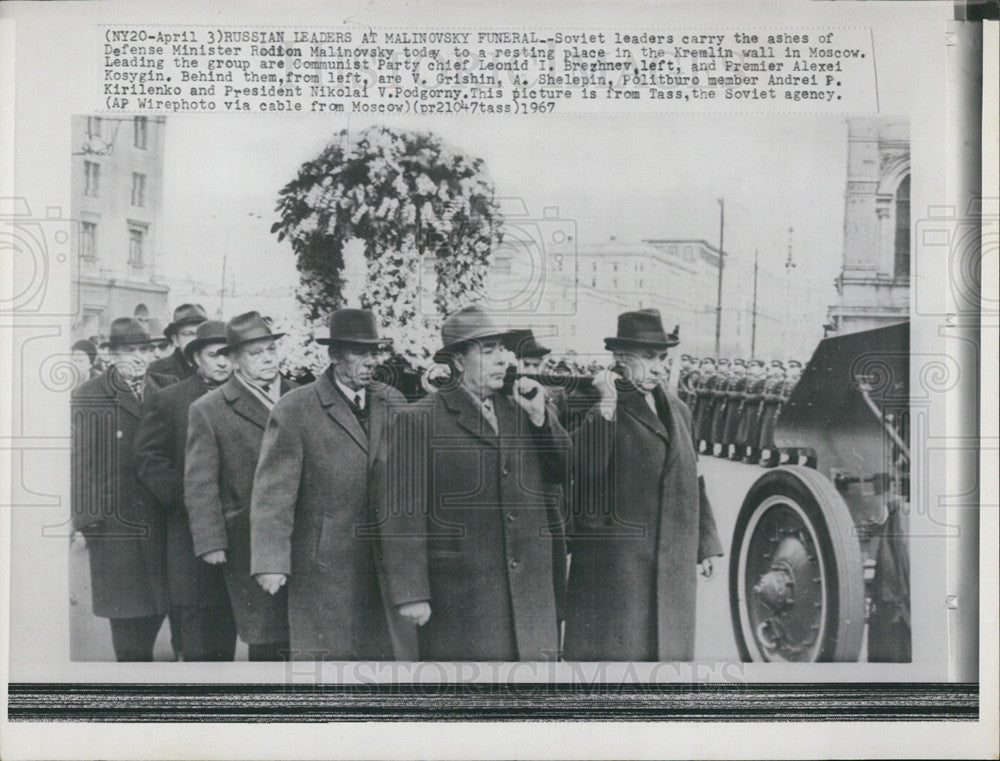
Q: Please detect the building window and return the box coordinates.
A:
[83,161,100,197]
[613,278,618,288]
[591,262,597,272]
[128,223,147,266]
[894,174,910,279]
[80,221,97,260]
[133,117,148,149]
[613,261,618,272]
[86,117,102,138]
[668,246,678,256]
[131,173,146,207]
[590,278,596,288]
[638,278,644,288]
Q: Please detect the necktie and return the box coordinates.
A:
[481,396,498,434]
[354,392,364,411]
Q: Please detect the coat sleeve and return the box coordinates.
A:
[249,398,303,577]
[378,404,432,607]
[134,389,182,511]
[529,401,571,487]
[697,475,725,561]
[183,400,229,556]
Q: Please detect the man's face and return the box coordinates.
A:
[457,338,510,398]
[616,347,669,392]
[788,366,802,382]
[232,338,280,384]
[110,343,156,378]
[331,343,381,391]
[518,356,543,373]
[71,350,92,379]
[172,323,200,353]
[193,343,233,384]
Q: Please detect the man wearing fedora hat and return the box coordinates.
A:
[135,320,238,661]
[184,311,294,660]
[563,309,723,662]
[250,309,411,660]
[379,304,569,661]
[71,317,177,660]
[148,304,209,383]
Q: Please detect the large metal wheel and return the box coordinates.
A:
[729,466,865,662]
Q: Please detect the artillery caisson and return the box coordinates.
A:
[729,321,910,662]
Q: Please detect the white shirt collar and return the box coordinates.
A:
[335,377,365,409]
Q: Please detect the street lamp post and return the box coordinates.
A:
[714,198,725,357]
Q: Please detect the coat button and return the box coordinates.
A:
[507,513,516,522]
[509,558,519,569]
[116,430,123,439]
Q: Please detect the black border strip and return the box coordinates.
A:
[7,683,978,722]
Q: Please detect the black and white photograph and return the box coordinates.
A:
[1,0,996,758]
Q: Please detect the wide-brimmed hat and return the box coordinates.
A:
[316,308,392,348]
[219,311,285,355]
[107,317,152,350]
[164,304,208,337]
[433,304,514,364]
[183,320,229,361]
[506,329,551,360]
[604,309,679,351]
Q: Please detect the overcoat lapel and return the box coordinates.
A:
[620,388,668,442]
[222,376,270,430]
[314,371,368,452]
[440,387,499,448]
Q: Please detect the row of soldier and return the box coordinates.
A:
[677,355,806,468]
[71,303,723,663]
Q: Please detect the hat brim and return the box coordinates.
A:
[604,336,678,351]
[164,316,208,337]
[218,332,286,355]
[183,337,228,360]
[316,337,393,347]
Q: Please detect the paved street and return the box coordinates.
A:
[71,454,771,664]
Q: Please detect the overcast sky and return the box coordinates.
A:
[158,113,849,321]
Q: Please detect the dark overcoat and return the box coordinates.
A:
[563,385,724,661]
[380,388,569,661]
[134,373,230,608]
[250,370,410,660]
[71,368,175,619]
[722,375,747,446]
[693,372,717,443]
[736,376,766,449]
[148,348,195,383]
[183,375,294,644]
[709,375,730,445]
[757,376,785,451]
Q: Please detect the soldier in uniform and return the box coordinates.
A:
[709,358,731,457]
[737,359,767,464]
[380,305,569,661]
[184,312,295,660]
[692,357,717,454]
[758,360,787,468]
[676,354,693,406]
[778,359,803,464]
[723,358,747,460]
[148,304,208,382]
[71,318,175,661]
[682,356,701,417]
[134,320,238,661]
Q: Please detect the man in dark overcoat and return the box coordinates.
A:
[723,358,748,460]
[184,312,294,660]
[709,358,731,456]
[250,309,411,660]
[380,305,570,661]
[563,309,724,662]
[736,359,767,464]
[147,304,208,382]
[135,320,237,660]
[692,357,717,453]
[758,360,787,467]
[71,318,175,661]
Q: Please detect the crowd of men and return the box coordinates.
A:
[71,303,724,663]
[676,354,806,469]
